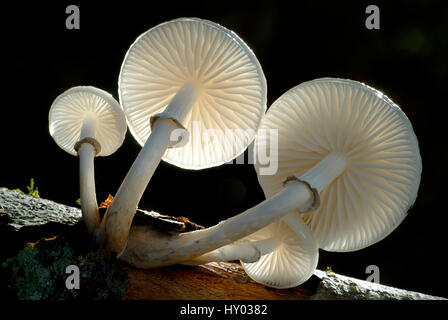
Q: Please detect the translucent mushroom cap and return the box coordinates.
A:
[240,214,318,289]
[119,17,267,169]
[49,86,127,156]
[255,78,422,252]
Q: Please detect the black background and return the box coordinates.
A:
[1,0,447,298]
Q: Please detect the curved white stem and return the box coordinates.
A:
[79,143,100,233]
[163,82,200,123]
[78,114,100,234]
[120,180,312,267]
[100,83,200,254]
[119,152,347,268]
[181,238,281,265]
[300,152,347,193]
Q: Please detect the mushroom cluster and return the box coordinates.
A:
[48,18,422,289]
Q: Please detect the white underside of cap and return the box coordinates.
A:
[49,86,127,156]
[240,213,319,289]
[119,18,267,169]
[255,78,422,252]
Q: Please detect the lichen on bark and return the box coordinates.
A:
[2,235,127,300]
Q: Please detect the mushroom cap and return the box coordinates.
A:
[240,214,319,289]
[49,86,127,156]
[255,78,422,252]
[119,17,267,170]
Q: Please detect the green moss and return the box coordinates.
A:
[325,266,334,273]
[2,236,127,300]
[5,178,40,198]
[26,178,40,198]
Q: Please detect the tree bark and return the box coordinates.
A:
[0,188,444,300]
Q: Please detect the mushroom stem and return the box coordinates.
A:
[78,143,100,233]
[163,82,200,124]
[181,238,281,266]
[100,83,200,254]
[299,152,347,193]
[78,115,100,234]
[80,114,97,139]
[121,182,310,267]
[119,152,347,267]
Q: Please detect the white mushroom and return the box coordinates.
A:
[240,213,318,289]
[49,86,127,234]
[118,78,421,273]
[255,78,422,251]
[101,17,267,254]
[184,213,319,289]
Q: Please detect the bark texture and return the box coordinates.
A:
[0,188,444,300]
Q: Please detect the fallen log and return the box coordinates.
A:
[0,188,444,300]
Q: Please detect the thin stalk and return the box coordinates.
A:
[79,144,99,233]
[300,152,347,192]
[182,238,281,265]
[119,152,347,267]
[120,180,312,267]
[100,82,200,254]
[78,114,100,234]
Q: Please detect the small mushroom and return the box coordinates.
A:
[183,213,319,289]
[101,17,267,254]
[239,213,318,288]
[49,86,127,234]
[255,78,422,251]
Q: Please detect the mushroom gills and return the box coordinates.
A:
[255,78,422,251]
[101,17,267,255]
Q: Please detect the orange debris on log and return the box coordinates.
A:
[99,194,114,209]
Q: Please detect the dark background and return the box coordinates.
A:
[1,1,446,298]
